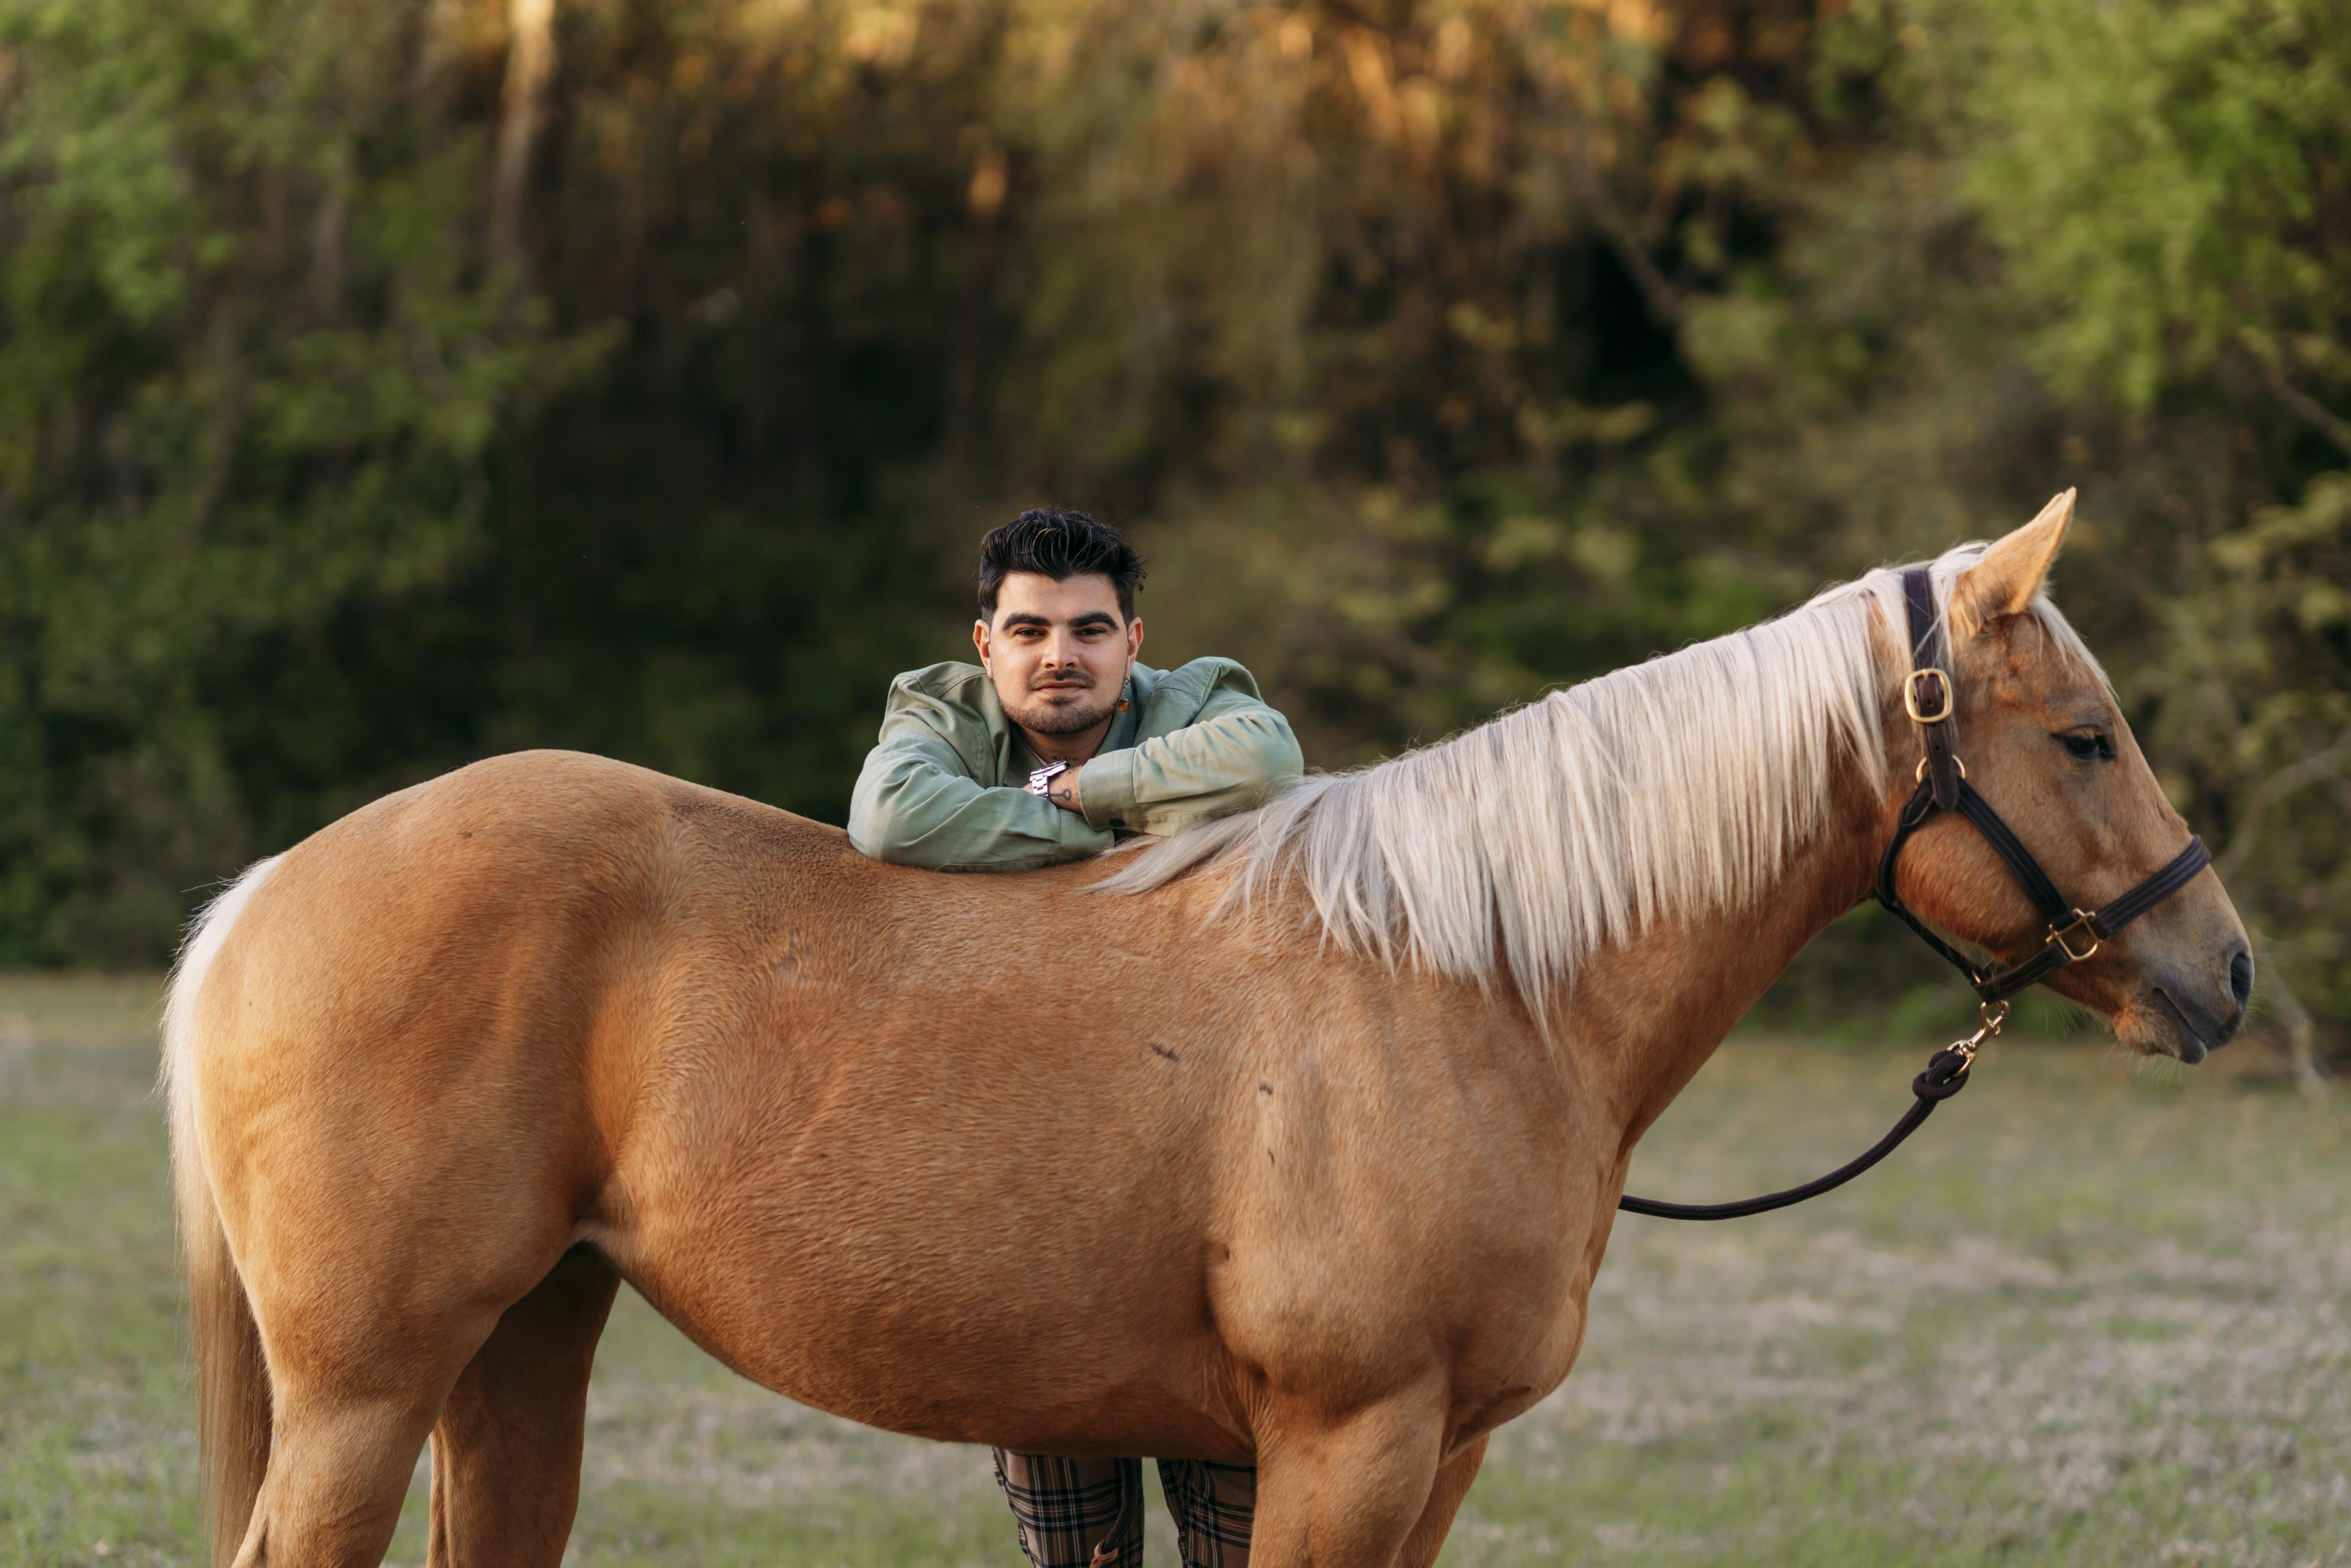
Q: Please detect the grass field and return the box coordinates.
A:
[4,973,2346,1567]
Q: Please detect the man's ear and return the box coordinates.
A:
[1126,615,1144,663]
[1951,489,2074,643]
[972,618,992,673]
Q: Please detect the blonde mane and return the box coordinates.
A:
[1100,544,2104,996]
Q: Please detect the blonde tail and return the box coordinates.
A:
[161,857,281,1566]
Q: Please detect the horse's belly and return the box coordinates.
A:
[588,1130,1254,1458]
[615,1252,1250,1457]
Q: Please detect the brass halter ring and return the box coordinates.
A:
[1913,754,1967,785]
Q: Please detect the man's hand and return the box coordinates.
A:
[1044,760,1084,814]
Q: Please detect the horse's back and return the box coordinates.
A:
[180,753,851,1231]
[190,747,1155,1125]
[182,748,1093,1206]
[306,747,847,894]
[226,749,838,973]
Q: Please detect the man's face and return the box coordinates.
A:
[974,572,1144,737]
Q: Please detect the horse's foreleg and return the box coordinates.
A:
[1248,1394,1447,1568]
[427,1245,621,1568]
[1395,1433,1488,1568]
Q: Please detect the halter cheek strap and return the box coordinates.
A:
[1875,566,2211,1006]
[1903,567,1964,812]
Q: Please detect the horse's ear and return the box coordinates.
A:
[1951,489,2075,642]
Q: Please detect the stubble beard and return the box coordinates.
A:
[1006,685,1119,736]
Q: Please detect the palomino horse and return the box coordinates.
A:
[166,494,2249,1567]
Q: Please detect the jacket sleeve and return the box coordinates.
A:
[1079,665,1305,836]
[848,691,1115,872]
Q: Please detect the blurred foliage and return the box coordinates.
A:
[0,0,2341,1051]
[1683,0,2351,1039]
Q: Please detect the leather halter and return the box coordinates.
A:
[1617,564,2214,1223]
[1874,565,2211,1006]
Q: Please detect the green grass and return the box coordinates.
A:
[2,974,2346,1566]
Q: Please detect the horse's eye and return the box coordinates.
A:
[2055,730,2113,762]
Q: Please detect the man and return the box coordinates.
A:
[850,508,1301,872]
[848,507,1301,1568]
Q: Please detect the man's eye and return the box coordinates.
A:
[2055,730,2114,762]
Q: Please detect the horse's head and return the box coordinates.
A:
[1885,493,2251,1063]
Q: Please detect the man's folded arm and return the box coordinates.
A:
[850,725,1113,871]
[1080,673,1304,836]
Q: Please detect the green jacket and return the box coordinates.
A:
[848,657,1303,872]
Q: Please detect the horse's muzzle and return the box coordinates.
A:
[2146,942,2252,1063]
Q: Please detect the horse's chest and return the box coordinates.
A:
[1448,1250,1593,1406]
[1221,1181,1592,1410]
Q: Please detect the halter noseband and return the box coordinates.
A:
[1875,565,2211,1010]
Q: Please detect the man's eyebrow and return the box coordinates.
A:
[998,610,1121,630]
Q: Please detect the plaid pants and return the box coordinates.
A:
[990,1449,1255,1568]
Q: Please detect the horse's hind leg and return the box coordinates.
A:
[229,1388,443,1567]
[427,1245,621,1568]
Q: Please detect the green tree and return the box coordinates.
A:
[0,0,2340,1074]
[0,0,611,957]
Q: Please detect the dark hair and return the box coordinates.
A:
[977,507,1146,622]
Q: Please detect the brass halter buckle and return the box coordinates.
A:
[1904,667,1955,724]
[2046,909,2101,963]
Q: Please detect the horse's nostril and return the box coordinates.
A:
[2229,946,2255,1010]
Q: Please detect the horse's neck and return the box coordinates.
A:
[1552,752,1893,1141]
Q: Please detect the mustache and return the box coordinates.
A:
[1027,671,1097,690]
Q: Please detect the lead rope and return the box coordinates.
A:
[1616,1003,2002,1221]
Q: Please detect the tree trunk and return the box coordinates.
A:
[493,0,556,267]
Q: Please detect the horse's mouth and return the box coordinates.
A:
[2147,987,2211,1065]
[2111,987,2213,1065]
